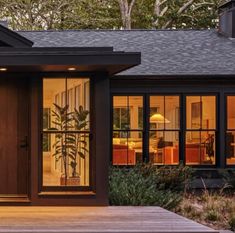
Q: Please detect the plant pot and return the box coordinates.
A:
[60,176,80,186]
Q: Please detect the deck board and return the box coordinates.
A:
[0,206,218,233]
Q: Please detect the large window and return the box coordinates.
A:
[112,94,219,167]
[112,96,143,165]
[43,78,90,187]
[226,96,235,165]
[149,96,180,165]
[186,96,216,165]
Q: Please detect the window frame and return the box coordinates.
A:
[111,94,145,165]
[184,94,218,167]
[40,76,94,193]
[225,94,235,167]
[148,95,181,165]
[111,93,219,168]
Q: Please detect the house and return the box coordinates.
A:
[0,1,234,206]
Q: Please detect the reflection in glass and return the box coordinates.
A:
[43,78,90,186]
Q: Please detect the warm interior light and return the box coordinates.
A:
[150,113,170,123]
[68,67,76,71]
[0,68,7,71]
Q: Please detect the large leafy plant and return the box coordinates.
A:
[67,106,89,177]
[51,103,89,183]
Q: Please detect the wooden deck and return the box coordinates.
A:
[0,206,218,233]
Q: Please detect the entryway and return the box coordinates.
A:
[0,77,29,200]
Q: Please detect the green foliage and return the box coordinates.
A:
[51,104,89,179]
[219,169,235,188]
[155,163,194,192]
[109,163,193,209]
[228,215,235,231]
[0,0,224,30]
[205,209,219,221]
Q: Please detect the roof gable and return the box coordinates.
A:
[0,24,33,47]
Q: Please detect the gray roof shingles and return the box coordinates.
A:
[18,29,235,75]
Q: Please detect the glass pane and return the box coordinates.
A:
[150,96,164,129]
[113,96,129,130]
[202,96,216,130]
[113,96,143,130]
[186,96,216,130]
[43,78,66,130]
[165,96,180,129]
[186,96,201,129]
[226,131,235,165]
[68,78,90,131]
[186,131,215,165]
[43,108,51,152]
[112,131,142,165]
[185,131,201,165]
[43,133,89,186]
[227,96,235,129]
[201,131,215,165]
[43,78,90,132]
[149,131,179,165]
[129,96,143,130]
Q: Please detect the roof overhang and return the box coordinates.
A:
[0,24,33,47]
[0,47,140,75]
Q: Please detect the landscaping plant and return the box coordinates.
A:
[109,163,192,210]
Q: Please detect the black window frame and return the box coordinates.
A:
[40,76,93,192]
[111,93,219,168]
[184,94,218,167]
[225,94,235,167]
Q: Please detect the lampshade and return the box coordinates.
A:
[150,113,170,123]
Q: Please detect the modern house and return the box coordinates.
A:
[0,1,234,206]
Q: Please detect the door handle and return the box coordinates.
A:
[20,136,28,148]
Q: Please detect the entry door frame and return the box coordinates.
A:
[29,72,110,206]
[0,75,31,203]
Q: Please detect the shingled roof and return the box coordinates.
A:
[18,29,235,76]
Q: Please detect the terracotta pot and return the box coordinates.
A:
[60,176,80,186]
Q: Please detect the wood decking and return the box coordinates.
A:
[0,206,218,233]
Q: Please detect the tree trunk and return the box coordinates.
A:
[118,0,136,29]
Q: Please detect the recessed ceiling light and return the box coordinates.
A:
[68,67,76,71]
[0,68,7,71]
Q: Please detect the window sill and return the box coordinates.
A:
[38,191,96,196]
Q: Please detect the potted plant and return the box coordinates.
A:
[64,106,89,185]
[51,103,89,186]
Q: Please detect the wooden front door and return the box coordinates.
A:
[0,77,29,199]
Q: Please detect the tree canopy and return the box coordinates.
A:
[0,0,225,30]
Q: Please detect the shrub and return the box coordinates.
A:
[205,210,219,222]
[155,163,193,192]
[228,215,235,231]
[109,163,192,210]
[220,169,235,189]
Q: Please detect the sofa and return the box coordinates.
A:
[113,144,136,165]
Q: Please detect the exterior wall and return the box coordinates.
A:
[27,72,110,205]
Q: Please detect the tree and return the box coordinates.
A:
[0,0,224,30]
[0,0,78,30]
[117,0,136,29]
[153,0,223,29]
